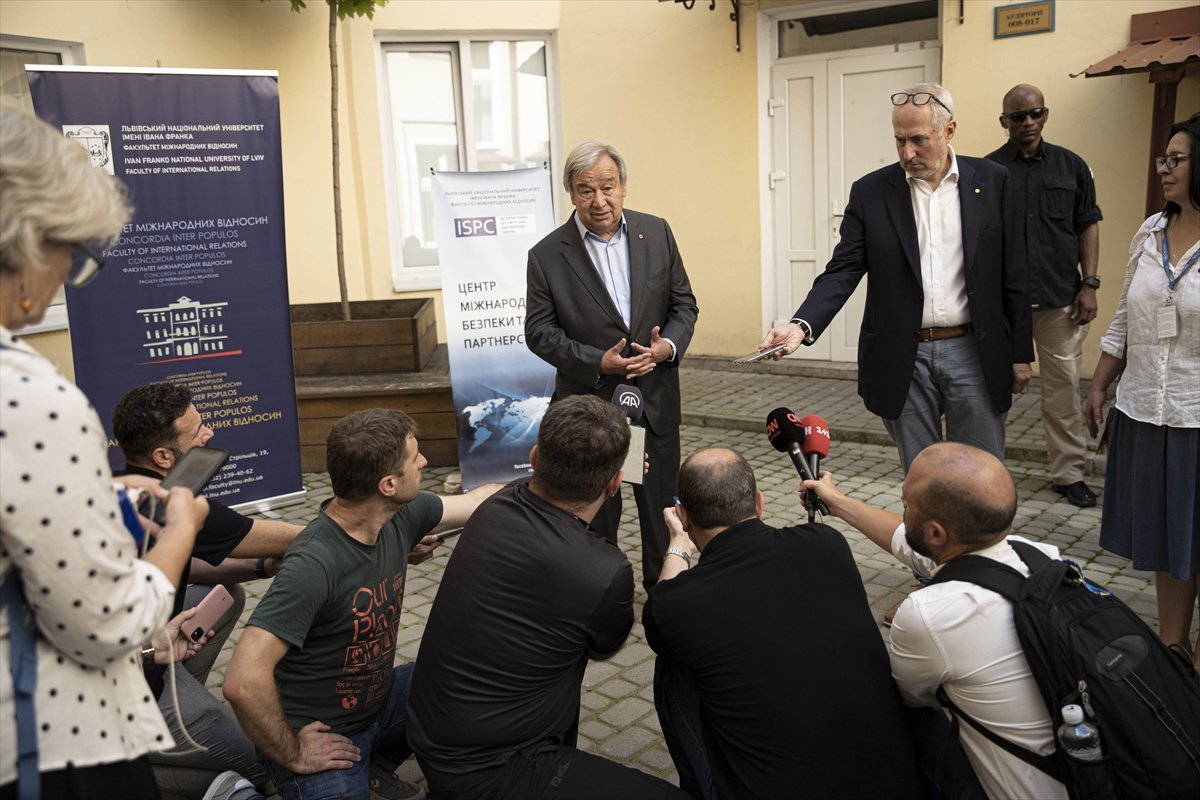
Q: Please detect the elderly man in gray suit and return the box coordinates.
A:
[525,140,699,590]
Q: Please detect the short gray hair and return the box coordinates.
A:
[897,82,955,131]
[0,100,131,275]
[562,140,627,195]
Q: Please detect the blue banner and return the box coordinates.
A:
[28,67,303,508]
[432,168,556,489]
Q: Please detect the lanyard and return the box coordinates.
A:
[1159,229,1200,293]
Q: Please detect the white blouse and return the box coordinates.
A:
[1100,213,1200,429]
[0,327,176,785]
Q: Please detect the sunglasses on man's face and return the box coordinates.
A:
[1003,107,1048,124]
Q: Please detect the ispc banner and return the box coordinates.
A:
[433,168,556,489]
[28,66,303,509]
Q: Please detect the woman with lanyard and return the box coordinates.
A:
[1087,112,1200,670]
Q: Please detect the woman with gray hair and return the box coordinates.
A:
[0,100,209,799]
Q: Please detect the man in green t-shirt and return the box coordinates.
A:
[224,408,498,800]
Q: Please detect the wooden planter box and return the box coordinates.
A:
[290,299,437,376]
[294,346,457,473]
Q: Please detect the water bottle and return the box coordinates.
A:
[1057,704,1102,762]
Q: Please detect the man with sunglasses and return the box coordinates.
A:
[761,83,1032,473]
[987,84,1103,508]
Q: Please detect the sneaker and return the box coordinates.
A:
[369,762,427,800]
[202,770,263,800]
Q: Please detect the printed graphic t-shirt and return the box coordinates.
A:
[248,491,442,735]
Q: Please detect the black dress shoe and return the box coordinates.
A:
[1052,481,1097,508]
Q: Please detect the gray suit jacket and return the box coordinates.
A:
[524,209,699,434]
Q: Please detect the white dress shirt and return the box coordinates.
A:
[888,527,1067,800]
[1,327,176,785]
[908,148,970,329]
[1100,213,1200,429]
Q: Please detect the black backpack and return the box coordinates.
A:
[929,539,1200,800]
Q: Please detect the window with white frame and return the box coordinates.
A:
[1,34,85,332]
[379,37,552,290]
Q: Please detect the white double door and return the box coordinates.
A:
[769,46,939,361]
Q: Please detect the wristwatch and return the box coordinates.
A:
[790,318,816,346]
[1080,276,1101,289]
[666,547,691,568]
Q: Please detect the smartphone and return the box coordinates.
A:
[733,343,787,365]
[433,528,464,543]
[184,584,234,643]
[161,446,230,493]
[140,446,230,524]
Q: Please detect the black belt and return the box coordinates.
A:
[916,323,973,342]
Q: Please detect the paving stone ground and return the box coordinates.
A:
[201,364,1180,794]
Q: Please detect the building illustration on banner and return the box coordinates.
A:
[137,296,234,361]
[62,124,115,175]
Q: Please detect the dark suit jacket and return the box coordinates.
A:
[524,209,699,434]
[794,157,1033,419]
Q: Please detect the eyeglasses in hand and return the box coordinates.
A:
[890,91,953,119]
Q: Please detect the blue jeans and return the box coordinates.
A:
[264,664,415,800]
[883,335,1006,473]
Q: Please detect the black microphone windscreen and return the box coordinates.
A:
[765,407,805,452]
[613,384,644,422]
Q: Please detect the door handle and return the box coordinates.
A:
[769,171,787,190]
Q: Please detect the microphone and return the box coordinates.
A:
[799,415,830,483]
[612,384,644,423]
[765,407,829,517]
[614,384,645,486]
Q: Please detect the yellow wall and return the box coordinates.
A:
[3,0,1197,377]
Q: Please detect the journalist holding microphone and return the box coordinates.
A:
[1,100,208,799]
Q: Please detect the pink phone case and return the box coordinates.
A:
[185,585,234,643]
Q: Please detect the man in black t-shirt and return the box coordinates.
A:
[643,448,923,800]
[408,395,688,800]
[113,381,302,796]
[224,408,497,800]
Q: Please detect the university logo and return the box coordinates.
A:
[63,124,115,175]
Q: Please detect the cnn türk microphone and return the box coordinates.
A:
[765,407,829,517]
[614,384,645,486]
[800,415,830,481]
[613,384,644,423]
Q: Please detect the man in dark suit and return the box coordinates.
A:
[761,83,1033,471]
[525,140,699,588]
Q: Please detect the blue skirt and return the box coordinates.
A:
[1099,410,1200,580]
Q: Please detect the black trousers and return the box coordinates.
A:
[590,423,679,591]
[428,743,690,800]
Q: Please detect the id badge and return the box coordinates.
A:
[1157,303,1178,339]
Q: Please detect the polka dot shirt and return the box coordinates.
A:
[1,328,176,784]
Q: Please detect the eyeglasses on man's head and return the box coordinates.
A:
[891,91,953,119]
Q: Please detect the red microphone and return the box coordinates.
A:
[799,415,830,481]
